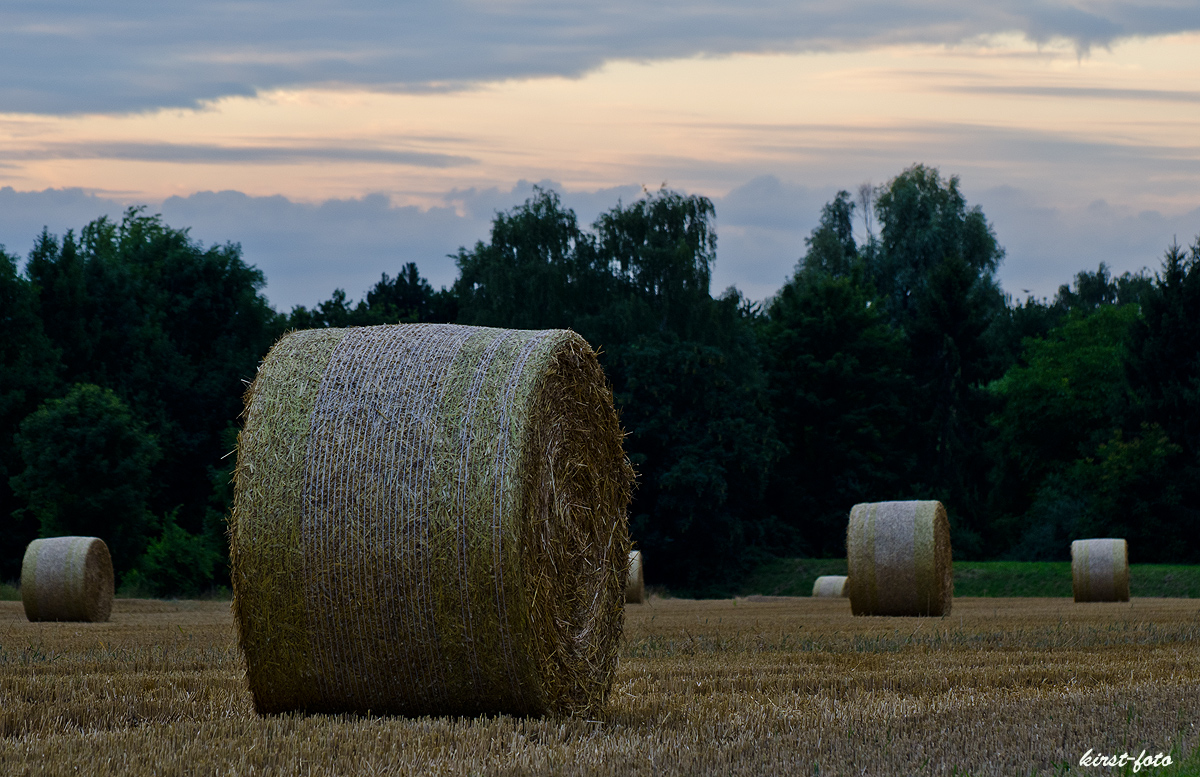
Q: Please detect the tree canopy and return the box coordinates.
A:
[2,173,1198,595]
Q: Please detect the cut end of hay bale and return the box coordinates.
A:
[625,550,645,604]
[231,323,633,718]
[811,575,849,598]
[21,536,113,623]
[1071,539,1130,603]
[846,501,953,617]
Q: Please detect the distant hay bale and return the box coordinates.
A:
[846,501,953,616]
[811,575,848,598]
[626,550,644,604]
[230,324,634,717]
[1071,539,1130,602]
[21,536,113,623]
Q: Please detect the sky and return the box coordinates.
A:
[2,2,1199,310]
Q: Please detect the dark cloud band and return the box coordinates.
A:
[944,85,1200,104]
[2,1,1198,115]
[0,142,475,167]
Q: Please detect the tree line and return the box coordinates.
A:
[2,164,1198,596]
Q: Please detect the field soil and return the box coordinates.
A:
[2,597,1198,775]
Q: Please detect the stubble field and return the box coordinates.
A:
[2,596,1198,776]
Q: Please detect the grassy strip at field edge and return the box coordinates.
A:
[5,562,1200,602]
[742,558,1200,598]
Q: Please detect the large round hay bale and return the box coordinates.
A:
[811,575,848,598]
[1071,538,1130,602]
[625,550,645,604]
[21,536,113,623]
[846,501,953,616]
[231,324,634,717]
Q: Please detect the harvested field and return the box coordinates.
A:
[1,597,1198,776]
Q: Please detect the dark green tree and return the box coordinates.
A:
[758,193,911,556]
[366,262,458,324]
[21,209,282,584]
[907,253,1007,552]
[872,164,1004,330]
[798,191,859,278]
[1018,425,1182,562]
[0,247,63,578]
[455,188,610,335]
[289,263,458,329]
[453,186,778,592]
[1055,262,1154,314]
[871,166,1007,555]
[594,188,717,339]
[615,314,779,593]
[983,294,1062,377]
[287,288,360,329]
[1127,239,1200,466]
[988,305,1141,556]
[987,264,1155,374]
[596,190,778,592]
[1122,238,1200,559]
[988,244,1197,562]
[10,384,160,573]
[124,509,222,596]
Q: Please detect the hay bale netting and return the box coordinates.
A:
[1071,539,1130,602]
[811,575,849,598]
[846,501,953,616]
[625,550,644,604]
[231,323,634,717]
[21,536,114,622]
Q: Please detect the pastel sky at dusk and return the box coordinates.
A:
[2,1,1199,309]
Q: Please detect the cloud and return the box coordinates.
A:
[3,1,1199,115]
[943,85,1200,104]
[3,178,1198,314]
[0,180,644,311]
[167,181,646,309]
[977,184,1200,301]
[444,180,644,230]
[0,186,126,253]
[710,176,837,299]
[0,141,476,167]
[159,190,478,310]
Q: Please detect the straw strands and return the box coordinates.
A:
[811,575,848,598]
[846,501,953,616]
[230,324,634,718]
[1071,539,1130,602]
[626,550,644,604]
[21,536,113,622]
